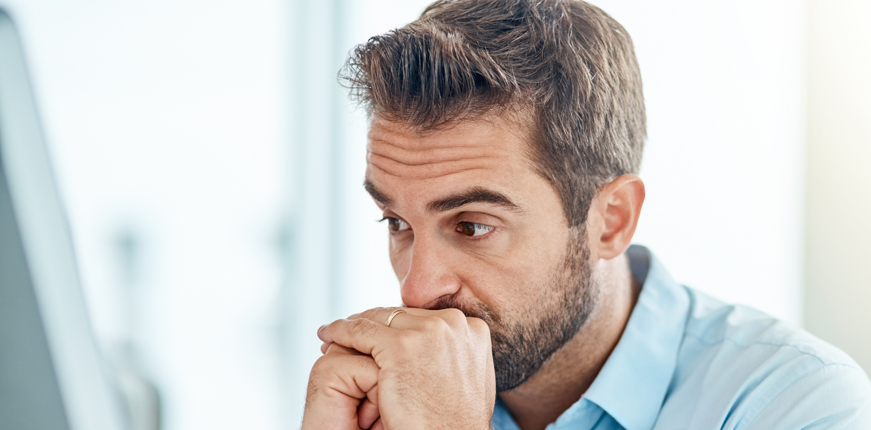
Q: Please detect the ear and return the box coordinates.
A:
[587,175,645,261]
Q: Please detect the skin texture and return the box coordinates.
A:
[302,114,645,430]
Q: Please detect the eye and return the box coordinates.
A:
[381,217,410,232]
[457,222,494,237]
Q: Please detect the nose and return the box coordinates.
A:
[399,237,462,308]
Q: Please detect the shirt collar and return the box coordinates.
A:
[582,245,691,430]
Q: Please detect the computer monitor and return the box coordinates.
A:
[0,9,126,430]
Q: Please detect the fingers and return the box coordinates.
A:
[318,317,392,358]
[310,353,379,400]
[312,306,495,429]
[357,307,467,329]
[341,307,456,330]
[357,385,380,429]
[301,352,380,430]
[318,307,491,360]
[326,343,362,356]
[318,308,434,359]
[326,344,380,429]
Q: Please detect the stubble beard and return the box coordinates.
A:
[430,227,598,393]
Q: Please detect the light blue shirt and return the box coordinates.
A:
[493,245,871,430]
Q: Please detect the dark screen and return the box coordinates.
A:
[0,135,70,429]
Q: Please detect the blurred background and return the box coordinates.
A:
[0,0,868,429]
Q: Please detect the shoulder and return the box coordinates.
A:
[657,287,871,430]
[682,286,856,367]
[742,362,871,430]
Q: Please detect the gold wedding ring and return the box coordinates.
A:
[384,309,406,327]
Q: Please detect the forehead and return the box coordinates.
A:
[364,114,550,218]
[366,115,532,185]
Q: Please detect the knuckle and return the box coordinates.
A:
[360,307,388,321]
[355,354,379,373]
[439,307,466,324]
[348,317,370,335]
[308,355,332,382]
[314,352,338,369]
[467,317,491,335]
[394,330,418,352]
[421,315,447,331]
[322,319,341,335]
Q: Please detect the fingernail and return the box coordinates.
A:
[317,324,326,336]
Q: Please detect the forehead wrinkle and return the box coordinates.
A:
[368,158,495,182]
[371,133,486,151]
[368,137,507,167]
[368,150,495,168]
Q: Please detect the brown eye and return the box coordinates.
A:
[386,217,410,232]
[457,222,494,237]
[460,222,476,236]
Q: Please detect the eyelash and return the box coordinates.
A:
[377,217,496,241]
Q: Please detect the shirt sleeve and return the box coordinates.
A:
[741,364,871,430]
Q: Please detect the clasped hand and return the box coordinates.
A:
[301,307,496,429]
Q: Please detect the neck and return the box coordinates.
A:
[498,253,641,430]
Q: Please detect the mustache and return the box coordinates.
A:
[421,295,500,326]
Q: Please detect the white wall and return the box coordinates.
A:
[595,0,807,325]
[805,0,871,373]
[0,1,287,429]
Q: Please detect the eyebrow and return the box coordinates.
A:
[427,187,521,213]
[364,180,394,207]
[364,180,520,214]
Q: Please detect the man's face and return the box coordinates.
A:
[365,114,598,392]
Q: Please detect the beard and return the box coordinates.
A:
[429,226,598,392]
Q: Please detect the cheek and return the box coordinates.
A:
[456,260,532,318]
[461,235,568,316]
[388,238,410,282]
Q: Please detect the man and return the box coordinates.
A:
[302,0,871,429]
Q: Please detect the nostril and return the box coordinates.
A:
[400,273,462,310]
